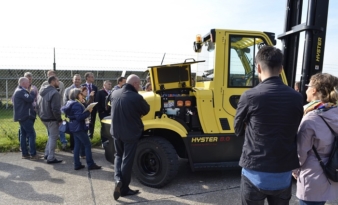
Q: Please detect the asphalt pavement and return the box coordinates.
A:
[0,148,337,205]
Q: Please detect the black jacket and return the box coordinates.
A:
[13,86,36,122]
[95,89,110,120]
[110,84,150,142]
[234,76,303,172]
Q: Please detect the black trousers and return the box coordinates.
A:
[241,175,292,205]
[113,138,138,194]
[88,109,97,139]
[69,133,74,150]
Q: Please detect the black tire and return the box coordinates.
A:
[133,137,179,188]
[103,139,115,164]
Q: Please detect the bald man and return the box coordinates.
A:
[13,77,38,159]
[110,74,150,200]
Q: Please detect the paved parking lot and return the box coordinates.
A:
[0,148,337,205]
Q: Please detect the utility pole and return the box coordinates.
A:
[53,47,56,71]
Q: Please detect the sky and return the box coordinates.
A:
[0,0,337,78]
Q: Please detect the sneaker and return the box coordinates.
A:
[47,159,63,164]
[22,155,30,159]
[75,165,85,170]
[30,155,42,160]
[61,143,67,151]
[89,164,102,170]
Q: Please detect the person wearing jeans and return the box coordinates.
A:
[61,88,101,170]
[234,46,304,205]
[19,118,37,158]
[13,77,38,160]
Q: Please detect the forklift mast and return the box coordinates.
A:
[278,0,329,103]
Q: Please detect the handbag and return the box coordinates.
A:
[312,115,338,183]
[59,120,71,134]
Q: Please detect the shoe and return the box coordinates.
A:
[80,156,86,159]
[30,155,42,160]
[47,159,63,164]
[113,181,122,200]
[44,155,48,160]
[22,155,30,159]
[61,143,67,151]
[74,165,85,170]
[88,164,102,170]
[121,189,139,197]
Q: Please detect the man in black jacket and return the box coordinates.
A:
[234,46,303,205]
[110,74,150,200]
[82,72,98,139]
[95,80,112,144]
[13,77,37,159]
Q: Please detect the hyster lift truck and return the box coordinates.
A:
[102,0,329,188]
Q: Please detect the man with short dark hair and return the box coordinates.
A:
[41,70,65,106]
[41,70,67,150]
[13,77,38,160]
[111,74,150,200]
[82,72,98,139]
[37,76,63,164]
[113,76,126,91]
[95,80,112,144]
[234,46,303,205]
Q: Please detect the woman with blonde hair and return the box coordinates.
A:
[61,88,101,170]
[293,73,338,205]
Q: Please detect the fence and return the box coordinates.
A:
[0,47,203,149]
[0,69,150,146]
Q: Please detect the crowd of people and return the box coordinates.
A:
[11,46,338,203]
[12,72,150,161]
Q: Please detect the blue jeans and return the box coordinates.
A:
[299,200,325,205]
[19,119,36,156]
[59,131,68,144]
[73,130,94,168]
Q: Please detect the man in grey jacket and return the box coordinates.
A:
[41,70,67,150]
[37,76,63,164]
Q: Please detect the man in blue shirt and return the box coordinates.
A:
[234,46,303,205]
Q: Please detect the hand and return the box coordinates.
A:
[90,91,95,96]
[88,108,93,113]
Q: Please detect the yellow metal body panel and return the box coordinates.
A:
[140,91,161,121]
[193,29,288,134]
[143,115,187,137]
[193,89,219,133]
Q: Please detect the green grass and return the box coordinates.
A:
[0,107,103,152]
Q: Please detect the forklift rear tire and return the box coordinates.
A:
[133,137,179,188]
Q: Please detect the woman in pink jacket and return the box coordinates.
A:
[293,73,338,205]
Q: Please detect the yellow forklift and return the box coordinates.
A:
[102,0,329,188]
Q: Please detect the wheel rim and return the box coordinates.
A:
[138,148,162,177]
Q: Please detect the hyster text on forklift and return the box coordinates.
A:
[102,0,329,188]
